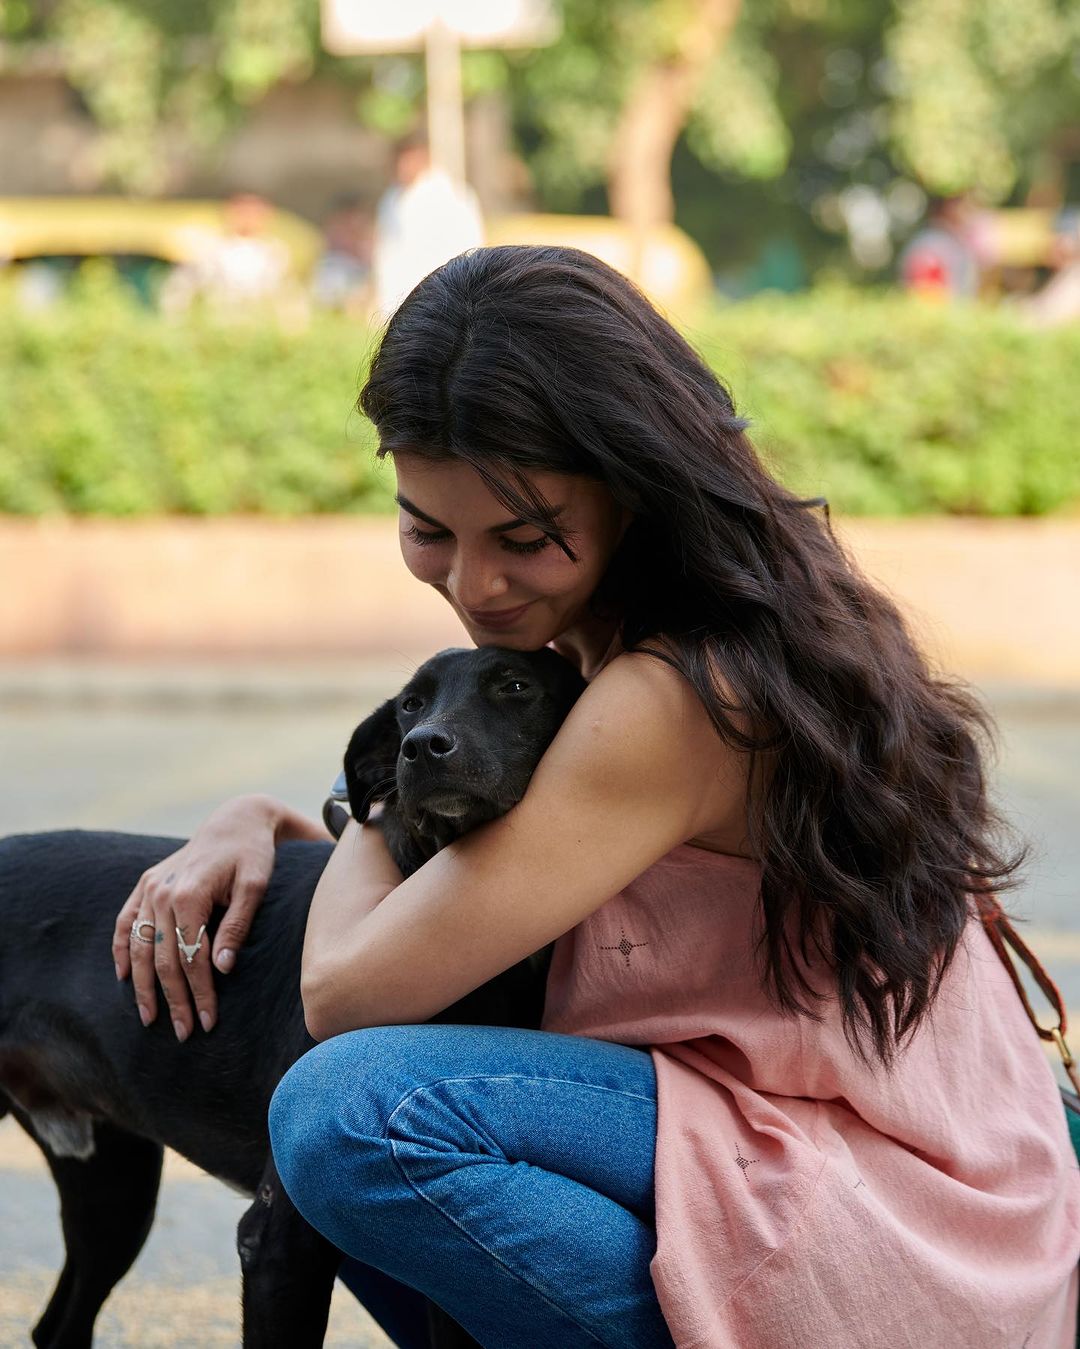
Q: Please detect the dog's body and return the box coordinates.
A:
[0,646,585,1348]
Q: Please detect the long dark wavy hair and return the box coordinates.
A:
[358,243,1028,1070]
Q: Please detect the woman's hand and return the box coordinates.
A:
[111,793,311,1042]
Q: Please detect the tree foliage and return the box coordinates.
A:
[3,271,1077,518]
[509,0,792,207]
[4,0,327,192]
[886,0,1080,198]
[3,0,1080,217]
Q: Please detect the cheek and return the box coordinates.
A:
[400,538,446,584]
[520,549,584,597]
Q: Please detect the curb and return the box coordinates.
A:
[1,660,1079,712]
[0,657,428,709]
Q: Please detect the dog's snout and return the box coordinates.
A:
[401,727,458,763]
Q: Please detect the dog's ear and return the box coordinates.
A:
[343,698,401,823]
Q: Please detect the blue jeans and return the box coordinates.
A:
[267,1022,677,1349]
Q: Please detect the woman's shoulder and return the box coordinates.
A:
[591,638,767,854]
[560,642,728,776]
[604,634,757,743]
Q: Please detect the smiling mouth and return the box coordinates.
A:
[464,601,533,625]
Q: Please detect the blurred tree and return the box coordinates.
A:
[4,0,1080,268]
[2,0,327,193]
[511,0,1080,270]
[511,0,790,229]
[886,0,1080,200]
[3,0,793,216]
[510,0,882,273]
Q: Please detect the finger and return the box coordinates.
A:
[112,879,148,981]
[211,867,270,973]
[128,895,162,1025]
[154,899,198,1042]
[173,902,217,1034]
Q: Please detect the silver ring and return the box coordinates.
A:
[176,924,207,966]
[131,917,156,945]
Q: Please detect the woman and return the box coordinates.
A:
[113,245,1080,1348]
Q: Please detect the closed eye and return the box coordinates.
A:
[501,536,550,556]
[403,524,450,546]
[403,524,551,556]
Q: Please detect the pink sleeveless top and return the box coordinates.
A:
[540,842,1080,1347]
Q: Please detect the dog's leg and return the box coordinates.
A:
[11,1105,164,1349]
[237,1155,342,1348]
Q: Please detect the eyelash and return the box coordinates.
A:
[403,524,551,556]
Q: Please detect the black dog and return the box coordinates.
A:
[0,645,585,1349]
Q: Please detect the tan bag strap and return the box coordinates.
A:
[973,888,1080,1096]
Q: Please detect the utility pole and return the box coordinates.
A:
[321,1,558,187]
[424,17,466,185]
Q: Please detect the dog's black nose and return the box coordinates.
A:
[401,727,458,762]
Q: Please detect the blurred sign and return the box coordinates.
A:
[321,0,559,53]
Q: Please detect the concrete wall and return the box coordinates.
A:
[0,73,525,221]
[0,73,388,219]
[1,516,1077,686]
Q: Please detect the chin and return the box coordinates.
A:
[465,613,562,650]
[470,630,547,651]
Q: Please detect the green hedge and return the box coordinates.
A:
[2,266,1078,516]
[692,287,1080,516]
[0,264,387,517]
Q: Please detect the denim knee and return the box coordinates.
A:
[267,1030,419,1245]
[271,1041,370,1228]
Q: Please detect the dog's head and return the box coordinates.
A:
[342,646,586,866]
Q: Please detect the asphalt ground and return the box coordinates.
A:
[1,662,1078,1346]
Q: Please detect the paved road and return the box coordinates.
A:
[2,669,1075,948]
[0,665,413,1347]
[1,668,1077,1346]
[0,1122,392,1348]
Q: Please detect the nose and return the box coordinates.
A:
[447,551,509,611]
[401,727,458,763]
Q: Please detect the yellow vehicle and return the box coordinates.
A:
[0,195,712,317]
[0,195,324,303]
[984,206,1080,270]
[485,213,713,318]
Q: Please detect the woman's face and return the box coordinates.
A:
[392,452,631,650]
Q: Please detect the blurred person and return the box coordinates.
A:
[311,193,373,314]
[108,245,1079,1347]
[371,130,485,321]
[897,192,996,300]
[1015,210,1080,328]
[160,192,291,316]
[13,257,69,310]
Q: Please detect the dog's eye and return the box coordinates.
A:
[401,695,424,713]
[499,680,529,695]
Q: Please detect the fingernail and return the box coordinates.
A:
[216,949,234,971]
[200,1010,213,1034]
[138,1004,151,1027]
[115,962,122,980]
[173,1019,188,1043]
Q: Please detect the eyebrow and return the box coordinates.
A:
[395,493,565,534]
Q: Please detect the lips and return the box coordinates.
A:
[464,601,533,629]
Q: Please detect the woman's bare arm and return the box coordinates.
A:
[272,797,337,844]
[301,650,752,1041]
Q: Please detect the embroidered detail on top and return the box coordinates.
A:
[599,925,650,968]
[735,1144,759,1180]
